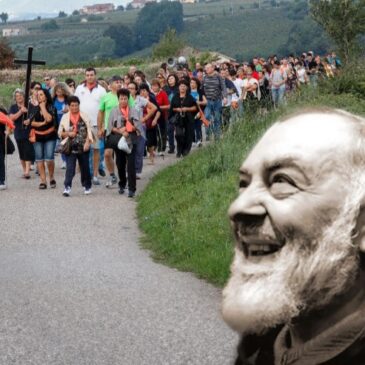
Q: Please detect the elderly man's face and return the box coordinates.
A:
[223,112,361,335]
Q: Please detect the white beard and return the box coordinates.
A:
[222,200,360,335]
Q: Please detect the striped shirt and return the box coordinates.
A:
[202,74,227,101]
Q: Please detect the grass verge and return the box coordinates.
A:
[140,82,365,287]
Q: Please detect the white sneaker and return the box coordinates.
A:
[106,175,117,188]
[92,176,101,185]
[63,186,71,197]
[0,184,7,190]
[61,161,66,170]
[84,188,92,195]
[197,140,202,147]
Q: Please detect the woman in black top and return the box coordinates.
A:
[9,89,35,179]
[169,80,197,158]
[164,74,179,154]
[29,88,58,189]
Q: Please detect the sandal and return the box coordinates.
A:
[50,180,56,189]
[39,183,47,190]
[23,174,31,180]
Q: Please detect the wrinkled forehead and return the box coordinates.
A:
[243,113,355,170]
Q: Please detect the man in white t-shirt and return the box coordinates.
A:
[75,67,106,185]
[229,68,244,124]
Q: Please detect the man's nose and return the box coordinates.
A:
[228,186,266,221]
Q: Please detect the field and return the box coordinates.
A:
[0,0,300,65]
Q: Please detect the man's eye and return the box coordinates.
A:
[271,174,295,186]
[239,180,249,189]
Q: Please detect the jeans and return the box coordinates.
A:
[271,86,285,107]
[205,100,223,140]
[194,119,202,142]
[167,119,175,152]
[0,147,5,184]
[135,136,146,174]
[33,139,57,162]
[115,144,137,192]
[230,100,244,125]
[64,151,91,189]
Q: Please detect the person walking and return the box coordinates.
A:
[98,75,123,187]
[127,81,157,179]
[270,61,287,108]
[106,89,143,198]
[75,67,106,186]
[52,82,71,169]
[202,63,227,140]
[29,88,58,190]
[9,89,35,179]
[58,96,94,197]
[163,74,179,154]
[170,80,197,158]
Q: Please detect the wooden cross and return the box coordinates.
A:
[14,46,46,110]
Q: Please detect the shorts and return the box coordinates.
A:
[33,139,57,162]
[92,126,101,150]
[146,128,157,148]
[16,139,35,162]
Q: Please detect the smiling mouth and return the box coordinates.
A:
[244,242,281,257]
[237,234,285,258]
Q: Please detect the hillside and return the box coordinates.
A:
[0,0,325,66]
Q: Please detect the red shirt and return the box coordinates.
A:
[154,90,170,120]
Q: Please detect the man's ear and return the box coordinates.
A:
[354,205,365,253]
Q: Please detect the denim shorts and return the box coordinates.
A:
[34,139,57,162]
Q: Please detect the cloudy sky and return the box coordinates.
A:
[0,0,130,20]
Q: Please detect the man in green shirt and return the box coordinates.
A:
[97,75,122,187]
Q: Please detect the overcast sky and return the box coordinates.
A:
[0,0,131,20]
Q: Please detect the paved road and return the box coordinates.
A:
[0,149,238,365]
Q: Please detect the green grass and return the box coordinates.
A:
[137,79,365,287]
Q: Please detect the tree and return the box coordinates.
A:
[134,1,184,49]
[103,24,136,57]
[310,0,365,63]
[152,28,186,60]
[58,11,67,18]
[0,37,15,69]
[41,20,59,31]
[126,3,134,10]
[72,10,80,16]
[117,5,125,11]
[0,12,9,24]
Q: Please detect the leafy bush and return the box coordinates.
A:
[41,20,59,31]
[319,62,365,99]
[152,29,185,60]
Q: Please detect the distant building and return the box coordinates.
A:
[80,3,115,15]
[2,28,28,37]
[130,0,155,9]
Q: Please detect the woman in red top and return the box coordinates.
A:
[151,78,170,155]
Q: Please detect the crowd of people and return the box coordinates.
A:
[0,50,341,196]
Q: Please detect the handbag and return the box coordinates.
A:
[106,133,121,150]
[117,135,132,154]
[169,113,181,126]
[59,137,72,155]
